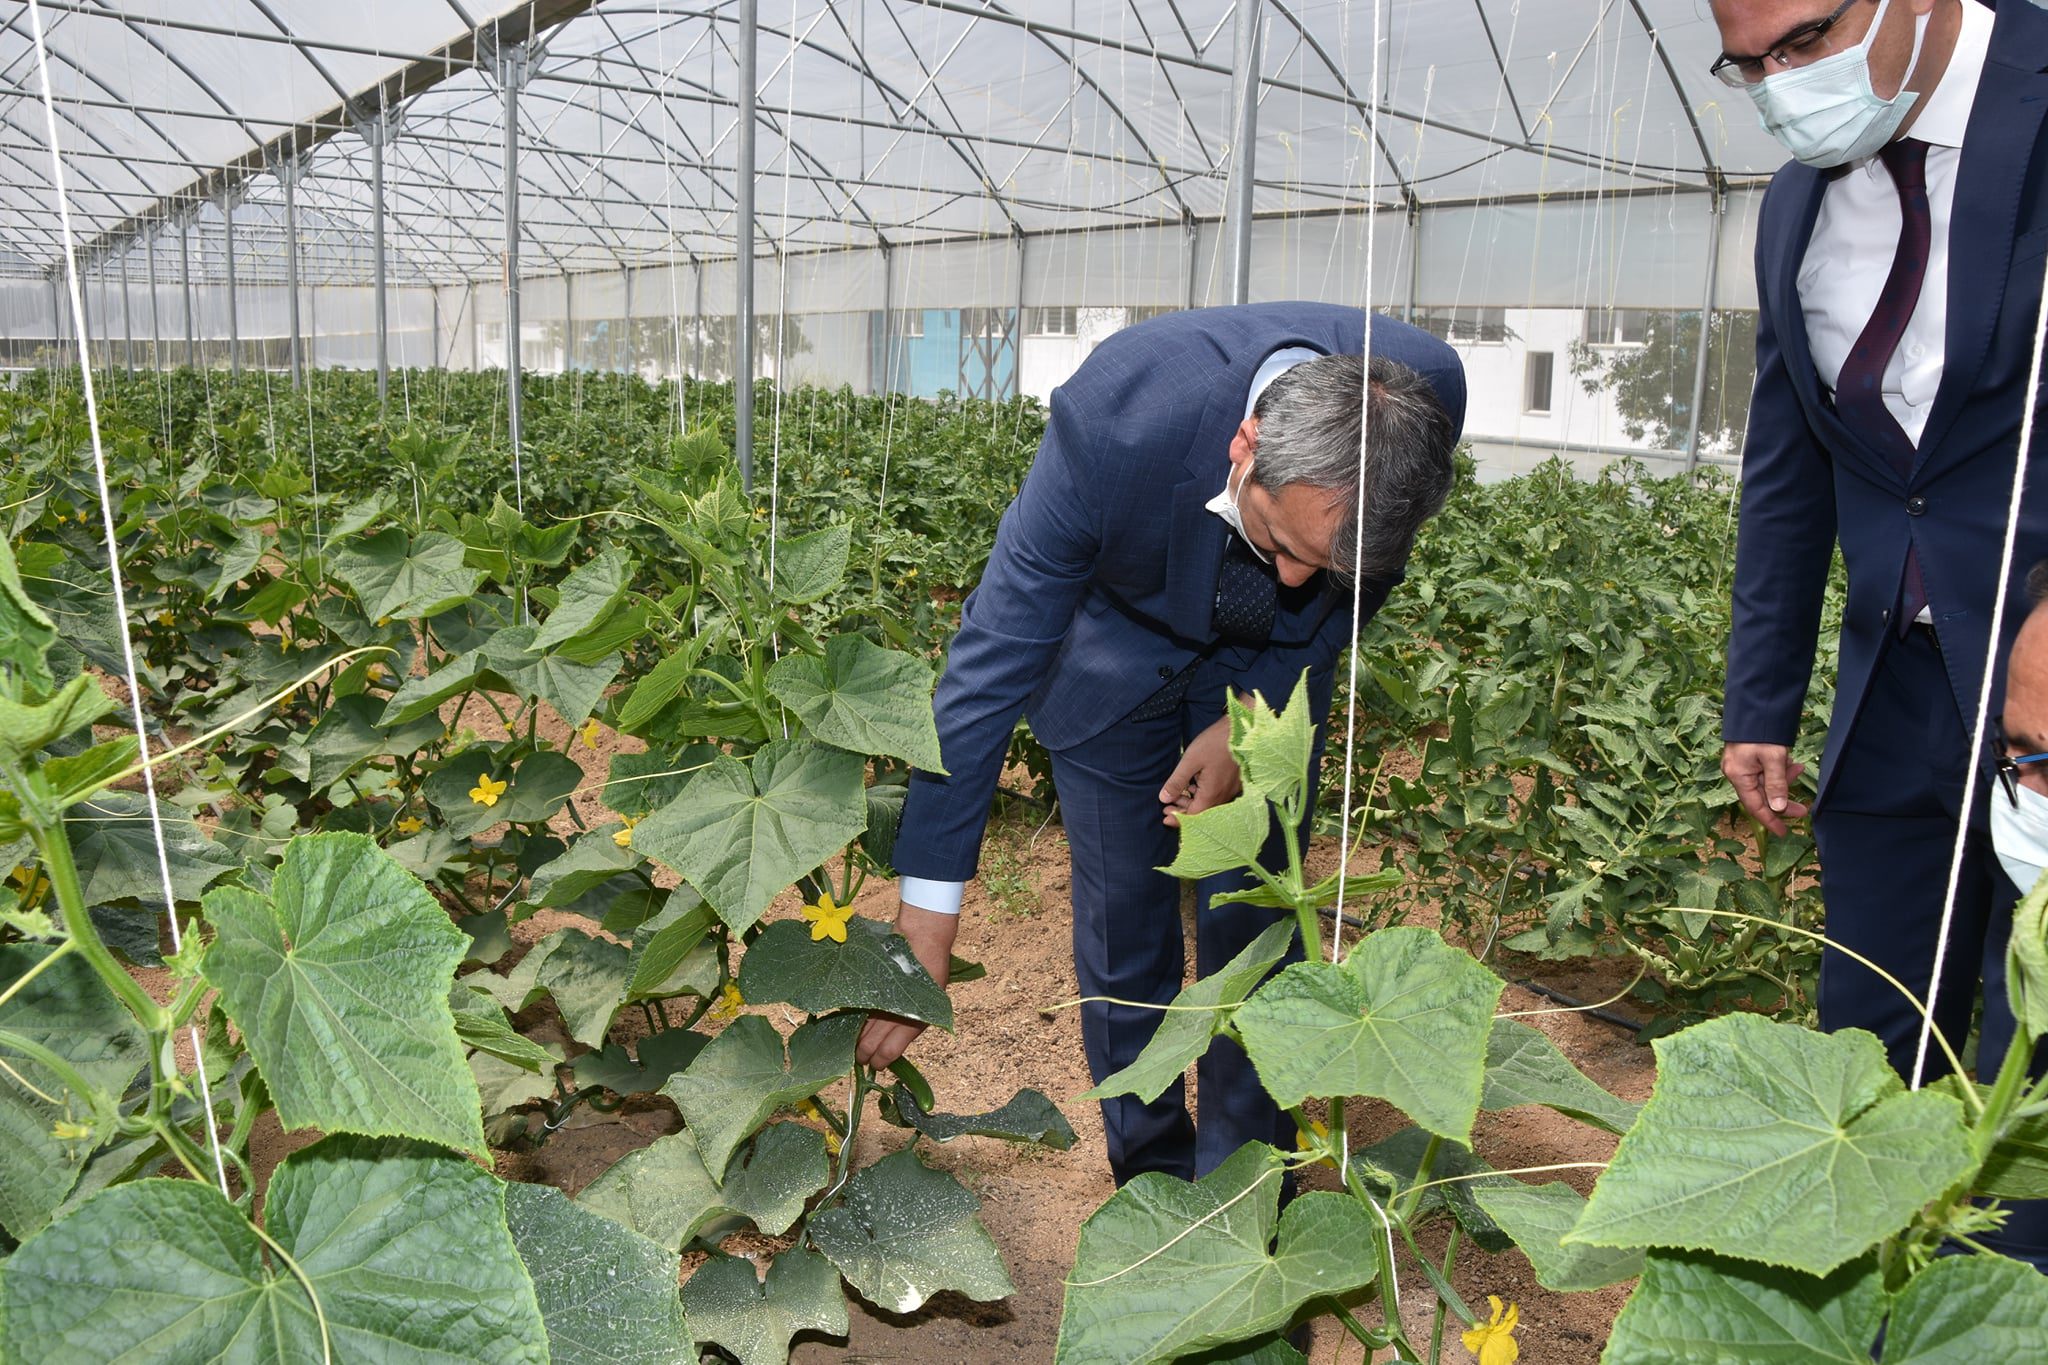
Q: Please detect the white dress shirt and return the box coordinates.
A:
[900,346,1322,916]
[1796,0,1990,446]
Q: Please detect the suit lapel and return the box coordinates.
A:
[1162,387,1240,642]
[1771,165,1910,485]
[1915,47,2048,471]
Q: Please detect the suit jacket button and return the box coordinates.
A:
[1906,495,1927,516]
[1159,665,1174,678]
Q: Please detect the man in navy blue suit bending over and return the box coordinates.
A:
[854,303,1464,1184]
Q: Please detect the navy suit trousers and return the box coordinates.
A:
[1814,626,2047,1268]
[1050,652,1332,1185]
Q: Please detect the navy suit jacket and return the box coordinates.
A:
[1724,0,2048,807]
[894,304,1466,881]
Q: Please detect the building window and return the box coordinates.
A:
[960,307,1009,339]
[1028,305,1076,336]
[893,309,924,338]
[1525,351,1554,414]
[1414,305,1509,344]
[1582,307,1652,346]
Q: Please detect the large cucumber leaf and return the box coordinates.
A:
[809,1150,1014,1313]
[765,634,944,772]
[1481,1017,1641,1135]
[504,1180,696,1364]
[736,915,953,1027]
[1055,1143,1378,1365]
[0,1136,547,1364]
[1601,1250,1884,1365]
[579,1123,829,1248]
[681,1249,847,1365]
[1568,1015,1975,1276]
[634,739,867,933]
[662,1011,862,1177]
[1234,926,1502,1145]
[201,832,486,1155]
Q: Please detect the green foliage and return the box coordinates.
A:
[0,1137,549,1364]
[0,381,1057,1362]
[1057,1144,1381,1365]
[201,832,487,1155]
[1351,457,1834,1026]
[1055,673,2048,1365]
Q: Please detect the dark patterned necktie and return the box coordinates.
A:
[1125,535,1279,722]
[1213,536,1278,643]
[1834,137,1930,634]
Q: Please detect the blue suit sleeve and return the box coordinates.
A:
[1723,266,1838,747]
[892,398,1102,880]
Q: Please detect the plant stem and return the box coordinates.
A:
[27,812,166,1030]
[1429,1224,1462,1364]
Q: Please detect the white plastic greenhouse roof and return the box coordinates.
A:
[1,0,1789,285]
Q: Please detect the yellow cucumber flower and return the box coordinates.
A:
[708,981,745,1023]
[1462,1296,1521,1365]
[1294,1117,1336,1170]
[469,773,508,808]
[825,1128,842,1156]
[801,891,854,944]
[395,815,423,835]
[579,718,602,749]
[613,816,639,848]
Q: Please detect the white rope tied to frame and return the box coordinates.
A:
[27,0,233,1199]
[1910,246,2048,1089]
[1332,0,1387,963]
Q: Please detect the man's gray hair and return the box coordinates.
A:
[1250,352,1457,582]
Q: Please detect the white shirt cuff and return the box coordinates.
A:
[898,877,965,916]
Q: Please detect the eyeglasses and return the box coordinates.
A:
[1709,0,1866,87]
[1991,717,2048,806]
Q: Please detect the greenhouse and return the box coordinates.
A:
[3,0,2046,1362]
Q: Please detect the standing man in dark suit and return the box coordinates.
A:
[1713,0,2048,1267]
[855,303,1464,1184]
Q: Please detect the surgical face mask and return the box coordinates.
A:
[1990,782,2048,897]
[1744,0,1930,169]
[1206,460,1274,564]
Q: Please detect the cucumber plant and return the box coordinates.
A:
[1056,674,2048,1364]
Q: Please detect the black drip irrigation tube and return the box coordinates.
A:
[1311,903,1649,1034]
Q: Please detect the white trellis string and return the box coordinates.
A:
[1910,247,2048,1089]
[1332,0,1387,962]
[26,0,233,1201]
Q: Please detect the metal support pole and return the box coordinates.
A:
[47,275,61,376]
[563,272,575,372]
[222,195,241,375]
[499,39,527,510]
[468,283,479,372]
[734,0,758,493]
[1184,214,1199,310]
[622,266,634,373]
[1013,233,1026,400]
[1223,0,1263,307]
[1682,184,1725,474]
[180,215,195,368]
[878,245,893,395]
[281,159,304,389]
[120,250,133,375]
[691,260,706,382]
[430,288,441,370]
[146,229,161,371]
[1405,199,1422,323]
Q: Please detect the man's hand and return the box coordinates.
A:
[1160,714,1244,828]
[1722,742,1810,836]
[856,902,958,1069]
